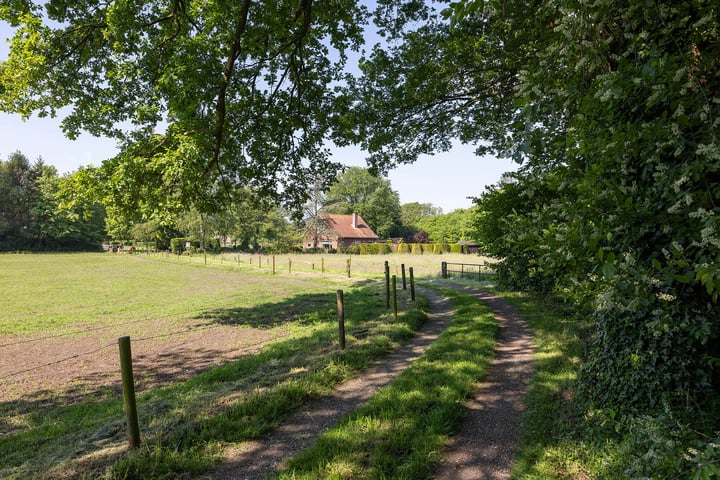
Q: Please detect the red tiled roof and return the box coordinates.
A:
[324,213,379,240]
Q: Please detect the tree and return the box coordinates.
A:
[0,151,42,248]
[324,166,403,238]
[0,0,370,218]
[415,207,479,245]
[350,0,720,414]
[400,202,442,228]
[0,153,105,250]
[301,176,335,249]
[34,169,105,250]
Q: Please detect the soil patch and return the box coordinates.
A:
[0,317,283,422]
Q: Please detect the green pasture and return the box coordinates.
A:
[0,251,487,335]
[156,250,491,278]
[0,252,433,478]
[0,253,354,335]
[4,252,625,480]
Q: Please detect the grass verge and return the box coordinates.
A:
[105,281,427,480]
[499,288,720,480]
[495,290,591,479]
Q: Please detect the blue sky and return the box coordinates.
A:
[0,10,519,213]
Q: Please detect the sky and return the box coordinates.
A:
[0,10,519,214]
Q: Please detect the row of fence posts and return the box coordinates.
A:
[178,253,353,277]
[244,255,352,277]
[117,261,415,449]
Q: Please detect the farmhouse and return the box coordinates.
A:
[305,212,379,250]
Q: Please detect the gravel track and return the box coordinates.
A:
[432,285,534,479]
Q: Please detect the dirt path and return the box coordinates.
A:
[432,285,534,479]
[198,284,534,479]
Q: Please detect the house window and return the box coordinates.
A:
[322,241,332,248]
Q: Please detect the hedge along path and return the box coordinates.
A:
[197,284,533,480]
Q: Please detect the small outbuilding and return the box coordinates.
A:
[456,240,480,254]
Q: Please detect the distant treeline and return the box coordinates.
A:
[0,152,105,252]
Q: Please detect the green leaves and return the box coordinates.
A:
[1,0,369,213]
[324,167,403,238]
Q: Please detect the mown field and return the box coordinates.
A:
[2,251,660,479]
[155,250,491,278]
[0,252,488,479]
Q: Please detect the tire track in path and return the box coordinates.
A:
[432,284,534,480]
[198,284,533,480]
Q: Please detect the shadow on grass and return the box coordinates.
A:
[197,292,340,328]
[0,280,395,479]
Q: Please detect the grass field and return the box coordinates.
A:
[155,250,492,278]
[0,252,478,479]
[0,250,487,333]
[2,251,646,480]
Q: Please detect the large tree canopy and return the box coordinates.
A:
[0,0,372,216]
[352,0,720,413]
[0,152,105,250]
[3,0,719,415]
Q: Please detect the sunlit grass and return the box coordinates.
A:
[482,290,591,479]
[0,253,430,479]
[0,253,346,334]
[158,250,493,279]
[276,285,499,479]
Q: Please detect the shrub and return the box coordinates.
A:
[358,243,391,255]
[206,238,221,254]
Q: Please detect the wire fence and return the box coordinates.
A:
[0,260,425,386]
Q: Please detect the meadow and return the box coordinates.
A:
[0,251,488,479]
[0,251,638,479]
[156,249,491,278]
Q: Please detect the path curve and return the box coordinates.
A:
[432,284,534,479]
[197,284,533,480]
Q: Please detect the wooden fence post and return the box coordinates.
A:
[384,261,390,308]
[401,264,407,290]
[409,267,416,302]
[441,261,447,278]
[392,275,398,320]
[272,255,276,274]
[337,289,346,349]
[118,336,140,449]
